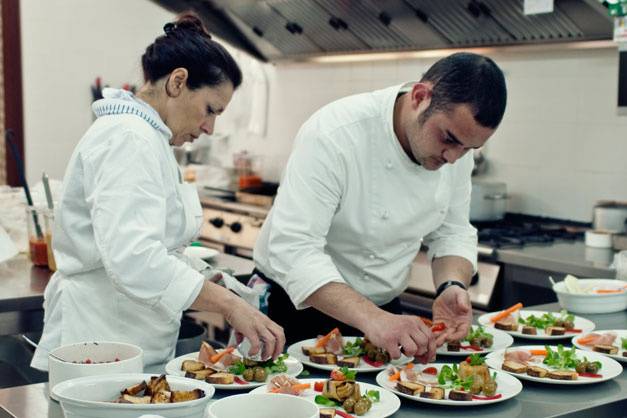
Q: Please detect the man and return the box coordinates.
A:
[253,52,507,362]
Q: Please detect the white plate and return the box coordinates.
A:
[165,351,303,390]
[485,345,623,385]
[375,364,522,406]
[572,329,627,363]
[477,310,595,340]
[184,246,219,260]
[287,337,412,372]
[436,326,514,356]
[250,378,401,418]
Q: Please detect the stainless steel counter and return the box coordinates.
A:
[1,302,624,418]
[493,241,615,278]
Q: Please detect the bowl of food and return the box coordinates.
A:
[49,341,143,400]
[52,373,213,418]
[553,275,627,314]
[206,393,319,418]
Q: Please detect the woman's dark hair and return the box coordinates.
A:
[142,13,242,90]
[419,52,506,129]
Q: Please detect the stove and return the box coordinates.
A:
[473,217,585,250]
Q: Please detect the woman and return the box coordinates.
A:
[31,14,284,370]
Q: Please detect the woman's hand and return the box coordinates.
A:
[223,295,285,360]
[432,285,472,346]
[191,279,285,360]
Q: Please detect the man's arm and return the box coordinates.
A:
[305,282,435,362]
[432,255,473,289]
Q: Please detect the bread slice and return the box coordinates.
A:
[310,353,337,365]
[150,391,171,404]
[319,409,336,418]
[145,375,170,396]
[337,356,360,368]
[181,360,206,372]
[396,381,425,396]
[495,321,518,331]
[185,368,216,380]
[545,326,566,336]
[301,346,325,356]
[117,394,151,404]
[521,326,537,335]
[548,370,578,380]
[121,381,147,396]
[207,373,235,385]
[420,387,445,400]
[502,360,527,374]
[448,389,472,401]
[527,366,548,378]
[593,345,618,355]
[170,389,205,403]
[447,341,461,352]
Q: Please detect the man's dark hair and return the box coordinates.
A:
[419,52,506,129]
[142,12,242,90]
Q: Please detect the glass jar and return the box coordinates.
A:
[25,206,49,268]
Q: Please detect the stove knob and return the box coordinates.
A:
[230,222,242,233]
[209,217,224,228]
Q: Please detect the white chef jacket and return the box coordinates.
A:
[254,84,477,309]
[31,89,205,370]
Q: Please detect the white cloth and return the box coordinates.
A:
[31,89,205,370]
[254,84,477,309]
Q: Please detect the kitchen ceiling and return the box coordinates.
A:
[151,0,613,62]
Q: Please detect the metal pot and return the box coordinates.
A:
[470,180,509,222]
[592,201,627,233]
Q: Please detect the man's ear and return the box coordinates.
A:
[410,82,432,113]
[165,68,189,97]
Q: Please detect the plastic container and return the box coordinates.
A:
[26,206,49,267]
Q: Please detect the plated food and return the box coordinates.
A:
[485,345,623,385]
[572,330,627,363]
[287,329,411,372]
[165,341,303,390]
[113,374,205,404]
[250,368,401,418]
[437,325,513,356]
[477,305,595,340]
[375,356,522,406]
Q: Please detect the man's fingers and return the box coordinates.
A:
[400,335,418,358]
[269,323,286,360]
[258,327,276,361]
[244,331,261,357]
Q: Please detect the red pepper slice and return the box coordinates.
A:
[314,381,324,392]
[472,394,503,401]
[578,372,603,378]
[233,376,248,385]
[422,367,438,375]
[335,410,355,418]
[419,317,433,327]
[565,329,582,333]
[460,345,483,351]
[363,357,384,368]
[431,323,447,332]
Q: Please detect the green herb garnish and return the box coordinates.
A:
[467,354,485,366]
[315,395,340,407]
[622,338,627,350]
[228,360,246,375]
[543,345,579,370]
[366,390,380,403]
[340,366,357,381]
[343,337,364,357]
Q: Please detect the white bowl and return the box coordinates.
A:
[52,373,214,418]
[49,341,143,400]
[206,393,319,418]
[553,278,627,314]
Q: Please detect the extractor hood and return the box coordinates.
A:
[150,0,613,62]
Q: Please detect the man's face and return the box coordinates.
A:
[404,99,495,170]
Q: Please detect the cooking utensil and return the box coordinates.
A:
[470,180,509,221]
[21,334,67,363]
[42,172,54,210]
[5,129,43,239]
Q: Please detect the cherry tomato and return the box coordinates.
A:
[314,381,324,392]
[422,367,438,375]
[330,369,346,381]
[431,323,447,332]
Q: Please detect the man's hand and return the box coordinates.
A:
[363,311,436,364]
[432,285,472,346]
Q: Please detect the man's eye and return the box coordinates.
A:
[206,106,214,115]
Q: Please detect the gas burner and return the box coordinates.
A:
[473,219,584,248]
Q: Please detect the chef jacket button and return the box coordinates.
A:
[386,161,393,169]
[369,254,375,260]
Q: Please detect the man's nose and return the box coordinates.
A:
[443,146,467,164]
[200,118,215,135]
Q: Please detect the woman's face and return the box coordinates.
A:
[165,76,234,147]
